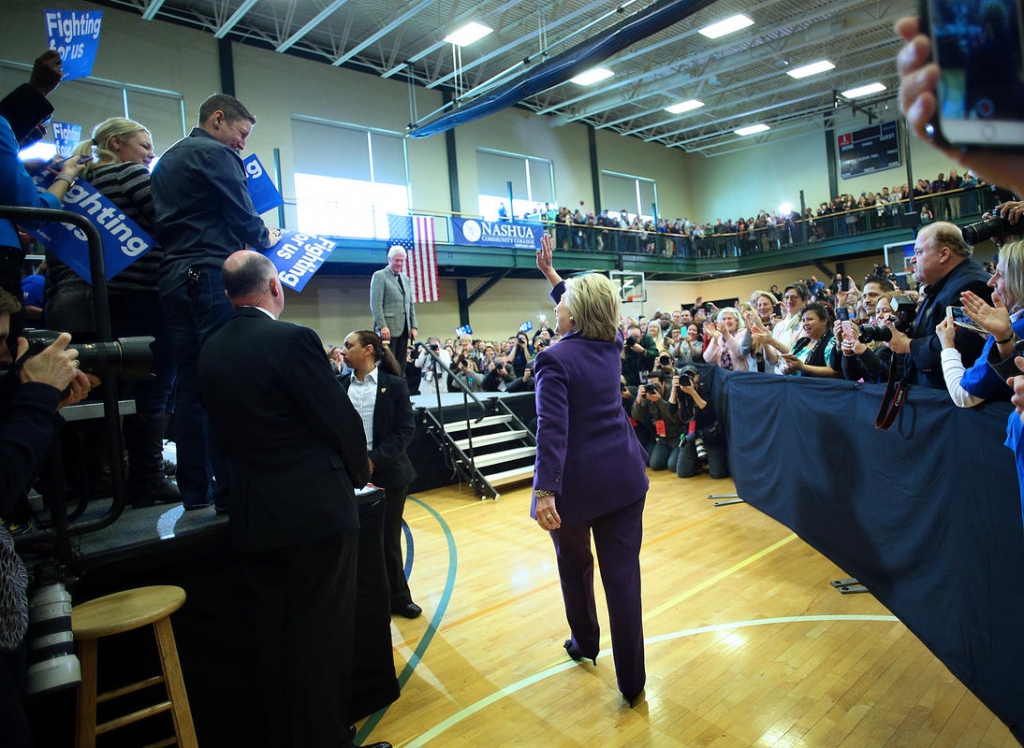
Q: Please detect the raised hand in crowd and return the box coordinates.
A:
[935,315,957,350]
[29,49,64,96]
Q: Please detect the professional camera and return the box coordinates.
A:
[678,373,692,388]
[658,354,672,367]
[645,382,661,396]
[429,343,439,352]
[26,581,81,695]
[23,329,154,380]
[858,295,917,343]
[962,216,1015,246]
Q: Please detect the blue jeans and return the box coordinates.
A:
[161,267,233,509]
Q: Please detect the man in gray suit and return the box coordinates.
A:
[370,246,418,368]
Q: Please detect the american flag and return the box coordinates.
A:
[387,214,439,303]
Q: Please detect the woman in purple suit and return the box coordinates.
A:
[532,234,650,706]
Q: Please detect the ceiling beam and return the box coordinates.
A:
[333,0,436,67]
[214,0,260,39]
[276,0,351,53]
[141,0,166,21]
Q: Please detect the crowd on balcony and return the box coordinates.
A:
[523,168,1000,259]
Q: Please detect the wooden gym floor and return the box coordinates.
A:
[355,469,1016,748]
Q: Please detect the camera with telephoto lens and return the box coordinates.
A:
[429,343,439,352]
[858,295,917,343]
[678,373,692,388]
[22,329,155,381]
[962,216,1015,246]
[26,581,81,695]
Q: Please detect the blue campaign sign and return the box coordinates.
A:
[451,217,544,250]
[45,10,103,80]
[264,231,336,292]
[243,154,284,214]
[52,121,81,159]
[26,172,155,284]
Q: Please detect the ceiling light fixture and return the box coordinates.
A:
[842,82,887,99]
[664,99,705,114]
[787,60,836,79]
[443,22,493,47]
[699,14,754,39]
[735,124,770,136]
[570,67,614,86]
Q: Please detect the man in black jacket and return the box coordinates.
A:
[198,251,390,748]
[883,222,993,390]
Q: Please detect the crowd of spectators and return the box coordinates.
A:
[520,169,997,259]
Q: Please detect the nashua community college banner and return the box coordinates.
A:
[451,217,544,250]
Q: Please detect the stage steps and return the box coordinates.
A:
[423,401,536,500]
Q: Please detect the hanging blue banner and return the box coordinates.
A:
[243,154,284,214]
[27,171,154,284]
[51,121,81,159]
[44,10,103,80]
[264,230,336,292]
[451,217,544,250]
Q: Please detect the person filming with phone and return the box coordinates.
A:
[881,222,992,390]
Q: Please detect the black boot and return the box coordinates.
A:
[124,413,181,507]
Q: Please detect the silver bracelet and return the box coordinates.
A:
[53,174,76,187]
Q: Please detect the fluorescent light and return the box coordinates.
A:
[787,60,836,79]
[664,99,705,114]
[842,82,887,99]
[444,22,492,47]
[570,67,614,86]
[699,14,754,39]
[735,124,770,136]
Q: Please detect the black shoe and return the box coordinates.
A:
[393,602,422,619]
[128,475,182,508]
[357,742,392,748]
[183,501,213,511]
[622,688,645,707]
[563,639,596,666]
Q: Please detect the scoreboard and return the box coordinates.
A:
[838,120,901,179]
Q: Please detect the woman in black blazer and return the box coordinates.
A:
[340,330,421,618]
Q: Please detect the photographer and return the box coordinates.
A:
[0,289,95,748]
[630,371,680,470]
[620,323,657,387]
[882,222,992,389]
[482,359,515,393]
[671,365,729,480]
[450,355,484,392]
[413,337,451,395]
[509,333,532,377]
[507,364,536,393]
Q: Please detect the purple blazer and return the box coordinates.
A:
[531,285,649,525]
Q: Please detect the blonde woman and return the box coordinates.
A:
[703,306,747,371]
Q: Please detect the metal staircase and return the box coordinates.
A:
[423,399,536,500]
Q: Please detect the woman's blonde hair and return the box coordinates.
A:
[71,117,149,179]
[998,240,1024,313]
[715,306,745,330]
[563,273,620,342]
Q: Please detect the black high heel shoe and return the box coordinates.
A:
[563,639,597,666]
[622,688,645,708]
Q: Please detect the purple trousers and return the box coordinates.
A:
[550,497,646,697]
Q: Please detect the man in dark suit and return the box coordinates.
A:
[198,251,390,748]
[883,222,993,390]
[369,246,418,368]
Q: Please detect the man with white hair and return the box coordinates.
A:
[369,246,418,368]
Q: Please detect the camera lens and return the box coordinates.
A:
[858,324,892,344]
[26,582,81,695]
[962,216,1014,245]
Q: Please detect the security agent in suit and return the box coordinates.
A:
[370,246,418,369]
[338,329,421,619]
[882,222,993,389]
[198,251,391,748]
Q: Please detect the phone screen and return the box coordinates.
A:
[928,0,1024,146]
[947,305,987,333]
[836,307,850,322]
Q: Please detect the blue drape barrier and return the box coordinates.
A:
[718,369,1024,741]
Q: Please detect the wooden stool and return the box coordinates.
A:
[72,585,198,748]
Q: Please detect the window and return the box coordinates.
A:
[600,171,658,221]
[290,116,409,239]
[0,59,186,162]
[476,149,554,222]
